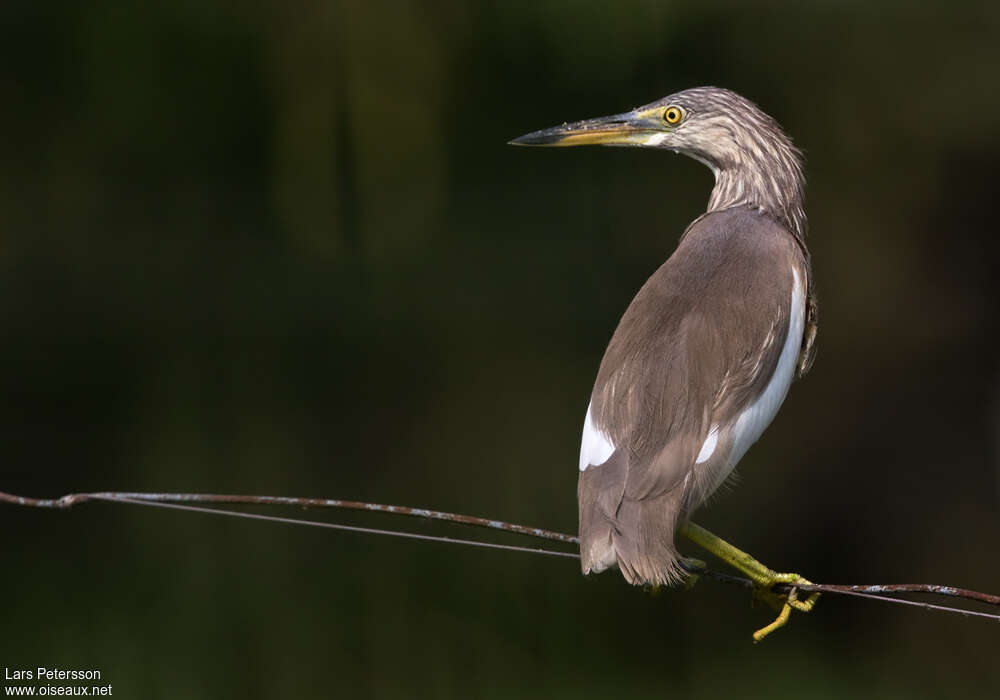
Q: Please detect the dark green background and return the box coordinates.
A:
[2,1,998,697]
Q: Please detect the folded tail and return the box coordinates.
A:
[578,452,685,586]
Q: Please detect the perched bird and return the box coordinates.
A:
[511,87,818,592]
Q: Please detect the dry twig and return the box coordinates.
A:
[2,489,998,623]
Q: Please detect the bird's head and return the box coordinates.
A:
[511,86,795,173]
[510,86,806,238]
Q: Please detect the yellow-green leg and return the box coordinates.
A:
[678,521,820,641]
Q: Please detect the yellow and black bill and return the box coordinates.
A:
[509,109,667,147]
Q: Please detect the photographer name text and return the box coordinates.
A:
[5,670,101,682]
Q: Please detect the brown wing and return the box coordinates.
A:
[578,205,806,585]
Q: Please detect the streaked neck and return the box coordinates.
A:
[706,158,806,243]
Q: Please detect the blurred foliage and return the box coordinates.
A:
[1,1,998,698]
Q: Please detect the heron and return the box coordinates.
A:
[511,86,819,640]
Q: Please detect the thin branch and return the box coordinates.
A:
[101,496,580,559]
[793,582,1000,607]
[2,489,998,623]
[0,490,576,543]
[784,585,1000,622]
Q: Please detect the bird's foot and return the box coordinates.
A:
[679,556,707,589]
[677,521,820,641]
[749,572,820,642]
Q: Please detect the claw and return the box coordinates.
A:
[750,574,821,641]
[753,588,797,642]
[680,556,707,589]
[678,521,821,642]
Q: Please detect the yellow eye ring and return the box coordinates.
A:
[663,106,683,125]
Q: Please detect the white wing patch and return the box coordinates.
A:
[690,267,806,503]
[579,402,615,471]
[727,267,806,468]
[695,425,719,464]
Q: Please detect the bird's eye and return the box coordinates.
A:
[663,106,683,125]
